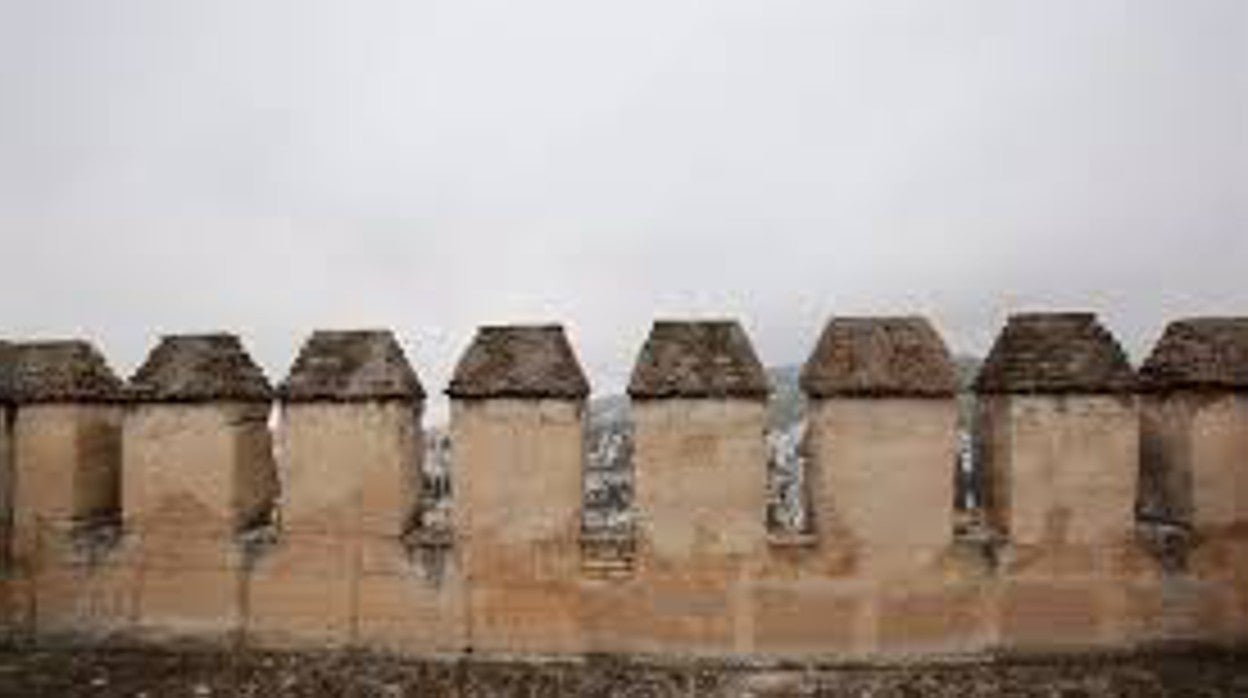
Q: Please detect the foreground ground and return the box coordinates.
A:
[0,643,1244,697]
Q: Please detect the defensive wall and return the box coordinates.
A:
[0,313,1245,660]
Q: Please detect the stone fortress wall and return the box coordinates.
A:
[0,313,1245,658]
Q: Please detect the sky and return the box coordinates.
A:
[0,1,1245,416]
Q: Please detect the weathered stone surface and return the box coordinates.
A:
[997,582,1107,649]
[123,402,276,534]
[632,399,768,654]
[451,398,585,653]
[470,581,584,653]
[0,342,12,572]
[634,400,768,577]
[636,577,745,655]
[978,391,1153,649]
[447,325,589,399]
[629,321,769,399]
[120,399,275,641]
[3,349,128,638]
[247,533,358,648]
[10,404,123,552]
[1136,323,1248,599]
[3,314,1248,661]
[579,581,649,653]
[979,395,1140,550]
[127,334,272,403]
[274,401,422,535]
[1139,393,1248,532]
[874,582,993,655]
[802,398,958,578]
[6,341,123,404]
[751,583,865,655]
[131,531,249,641]
[801,317,957,398]
[27,536,137,640]
[1140,317,1248,391]
[0,399,10,572]
[976,313,1136,394]
[7,402,125,644]
[354,536,464,654]
[279,329,424,402]
[0,340,14,404]
[250,396,429,648]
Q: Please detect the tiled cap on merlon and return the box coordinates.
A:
[446,325,589,399]
[975,312,1136,395]
[628,320,769,400]
[4,339,124,404]
[279,330,424,403]
[128,333,273,403]
[800,317,957,398]
[1139,317,1248,392]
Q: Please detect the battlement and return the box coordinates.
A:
[0,313,1245,657]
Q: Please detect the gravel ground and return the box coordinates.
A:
[0,643,1244,697]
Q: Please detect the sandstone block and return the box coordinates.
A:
[874,583,992,655]
[247,533,357,648]
[751,583,864,656]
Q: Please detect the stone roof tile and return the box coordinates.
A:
[128,333,272,403]
[7,340,124,404]
[800,317,958,398]
[975,313,1136,395]
[628,320,769,399]
[280,330,424,402]
[447,325,589,399]
[1140,317,1248,391]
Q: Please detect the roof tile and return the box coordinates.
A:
[280,330,424,402]
[447,325,589,399]
[628,320,769,399]
[975,313,1136,395]
[800,317,957,398]
[128,334,272,403]
[1140,318,1248,391]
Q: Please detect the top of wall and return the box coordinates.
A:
[1139,317,1248,392]
[446,325,589,400]
[128,333,273,403]
[975,313,1136,395]
[4,340,124,405]
[800,317,957,398]
[628,320,769,400]
[279,330,425,403]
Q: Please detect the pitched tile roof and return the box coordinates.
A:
[7,340,124,404]
[800,317,957,398]
[280,330,424,402]
[1140,317,1248,391]
[628,320,769,399]
[128,333,272,403]
[447,325,589,399]
[975,313,1136,395]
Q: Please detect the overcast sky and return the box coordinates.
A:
[1,1,1244,414]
